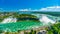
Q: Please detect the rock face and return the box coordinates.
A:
[1,17,17,23]
[39,14,56,24]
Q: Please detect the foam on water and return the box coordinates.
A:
[1,16,17,23]
[39,15,56,24]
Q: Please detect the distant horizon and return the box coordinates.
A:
[0,6,60,12]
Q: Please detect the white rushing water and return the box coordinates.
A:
[1,17,17,23]
[39,15,56,24]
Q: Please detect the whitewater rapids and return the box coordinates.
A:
[39,15,56,24]
[1,17,17,23]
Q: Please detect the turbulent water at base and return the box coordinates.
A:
[32,14,56,25]
[1,17,17,23]
[39,15,56,25]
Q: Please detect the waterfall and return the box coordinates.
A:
[39,15,56,24]
[1,16,17,23]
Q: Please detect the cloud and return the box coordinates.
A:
[40,6,60,11]
[19,9,39,11]
[39,8,47,11]
[19,6,60,11]
[19,9,29,11]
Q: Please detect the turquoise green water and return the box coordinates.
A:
[0,21,43,32]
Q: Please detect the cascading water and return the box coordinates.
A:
[39,14,56,24]
[1,16,17,23]
[32,14,56,25]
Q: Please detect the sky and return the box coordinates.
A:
[0,0,59,11]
